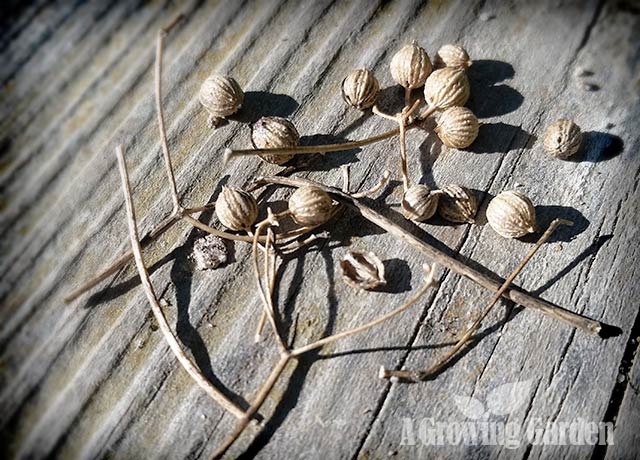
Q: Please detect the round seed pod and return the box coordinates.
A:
[251,116,300,165]
[215,186,258,231]
[341,68,380,110]
[435,106,479,149]
[486,190,537,238]
[401,185,442,222]
[543,119,582,159]
[390,41,433,89]
[288,186,333,227]
[424,67,470,110]
[437,184,477,224]
[199,75,244,126]
[340,251,386,291]
[434,44,472,69]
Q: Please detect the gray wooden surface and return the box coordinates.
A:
[1,0,639,459]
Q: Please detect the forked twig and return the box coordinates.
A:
[212,264,438,459]
[249,175,605,336]
[115,145,245,419]
[373,100,421,191]
[380,218,572,382]
[290,265,437,356]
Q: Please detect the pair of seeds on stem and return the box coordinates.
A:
[215,184,334,232]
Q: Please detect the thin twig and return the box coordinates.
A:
[115,145,245,419]
[373,100,421,192]
[211,353,291,460]
[156,18,183,212]
[291,265,437,356]
[252,214,290,354]
[249,175,605,336]
[381,219,572,382]
[63,212,180,302]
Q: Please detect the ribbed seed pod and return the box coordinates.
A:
[486,190,537,238]
[543,119,582,159]
[434,44,472,69]
[424,67,470,110]
[215,186,258,231]
[251,116,300,165]
[199,75,244,126]
[401,185,442,222]
[342,69,380,110]
[288,186,334,227]
[438,184,477,223]
[435,106,479,149]
[390,41,433,89]
[340,251,386,291]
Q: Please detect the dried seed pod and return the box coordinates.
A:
[251,116,300,165]
[199,75,244,126]
[390,41,433,89]
[435,106,479,149]
[401,185,442,222]
[434,44,472,69]
[191,235,228,270]
[288,186,334,227]
[424,67,470,110]
[486,190,537,238]
[340,251,386,291]
[215,186,258,231]
[341,68,380,110]
[438,184,477,224]
[543,119,582,159]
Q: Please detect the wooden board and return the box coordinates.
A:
[1,0,639,458]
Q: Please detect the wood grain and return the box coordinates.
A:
[0,0,638,459]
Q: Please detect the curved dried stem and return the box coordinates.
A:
[252,212,290,354]
[211,353,291,460]
[351,170,391,199]
[155,17,183,212]
[291,265,437,356]
[115,145,245,419]
[249,175,604,336]
[373,100,421,192]
[381,218,573,382]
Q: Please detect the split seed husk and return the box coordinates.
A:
[438,184,477,223]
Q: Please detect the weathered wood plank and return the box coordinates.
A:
[0,0,638,459]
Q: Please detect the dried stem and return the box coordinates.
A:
[63,212,180,302]
[252,213,291,354]
[211,353,291,460]
[156,17,183,212]
[382,218,572,382]
[115,145,245,419]
[373,100,423,192]
[223,104,443,164]
[250,175,605,336]
[291,265,437,356]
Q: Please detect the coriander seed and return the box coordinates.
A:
[340,251,386,291]
[424,67,470,110]
[390,41,432,89]
[438,184,477,223]
[401,185,442,222]
[434,44,472,69]
[435,106,479,149]
[199,74,244,127]
[251,116,300,165]
[486,190,537,238]
[543,118,582,159]
[215,186,259,231]
[342,68,380,110]
[288,186,333,227]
